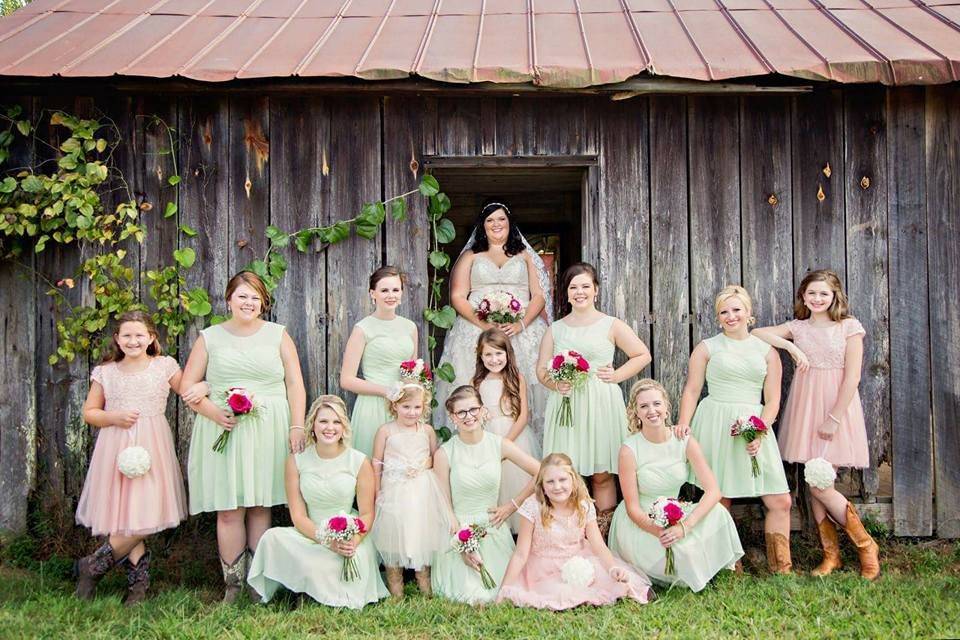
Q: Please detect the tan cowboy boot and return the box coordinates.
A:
[842,502,880,580]
[414,566,432,596]
[764,532,793,574]
[385,566,405,598]
[810,519,842,577]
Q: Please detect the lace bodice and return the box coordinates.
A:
[517,496,596,560]
[468,253,531,304]
[786,318,865,370]
[90,356,179,418]
[379,424,432,484]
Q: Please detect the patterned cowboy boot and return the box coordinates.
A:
[596,509,615,542]
[75,542,117,600]
[764,532,793,574]
[810,519,842,577]
[220,550,249,604]
[385,566,405,598]
[414,566,432,596]
[121,551,151,606]
[841,502,880,580]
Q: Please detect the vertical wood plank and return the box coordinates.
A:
[887,87,932,536]
[792,90,845,279]
[228,96,270,274]
[925,85,960,538]
[176,96,230,461]
[536,98,588,156]
[437,98,482,157]
[269,97,328,398]
[598,97,651,390]
[844,87,891,499]
[495,97,537,156]
[688,96,741,344]
[325,98,382,401]
[141,99,181,281]
[383,97,429,356]
[649,95,690,402]
[480,97,496,156]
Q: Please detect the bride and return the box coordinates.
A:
[434,201,551,444]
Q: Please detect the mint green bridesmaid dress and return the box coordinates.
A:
[187,322,290,513]
[247,447,388,608]
[349,315,416,458]
[542,315,630,476]
[609,433,743,592]
[688,334,789,497]
[431,432,515,604]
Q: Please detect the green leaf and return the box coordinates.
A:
[429,192,452,219]
[16,120,31,136]
[436,426,452,443]
[390,199,406,222]
[266,225,289,248]
[427,335,437,350]
[167,175,181,186]
[164,202,178,218]
[20,175,42,193]
[436,218,456,244]
[429,250,450,270]
[294,230,313,253]
[267,252,287,279]
[248,259,269,279]
[179,224,197,237]
[0,177,16,193]
[419,174,440,197]
[435,305,456,329]
[208,314,228,326]
[435,361,456,383]
[59,138,80,153]
[355,220,379,240]
[359,202,386,226]
[173,247,196,268]
[328,221,350,244]
[95,138,107,153]
[185,287,212,316]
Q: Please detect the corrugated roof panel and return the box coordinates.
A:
[356,14,431,79]
[778,8,890,82]
[120,14,235,77]
[59,0,168,14]
[13,0,70,15]
[13,12,139,75]
[236,16,334,77]
[181,16,288,81]
[247,0,312,18]
[416,13,478,82]
[671,0,723,10]
[681,9,772,78]
[624,0,675,11]
[632,10,711,79]
[299,15,382,76]
[64,13,192,76]
[484,0,531,14]
[581,11,648,80]
[194,0,261,16]
[474,11,531,81]
[342,0,395,18]
[0,11,88,73]
[721,0,775,10]
[580,0,630,13]
[934,5,960,22]
[533,0,578,13]
[728,9,832,80]
[437,0,483,14]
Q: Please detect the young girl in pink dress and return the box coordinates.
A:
[74,311,190,605]
[497,453,653,610]
[752,269,879,579]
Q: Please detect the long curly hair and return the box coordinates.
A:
[534,453,593,529]
[471,329,522,421]
[626,378,673,434]
[466,200,525,257]
[101,310,162,363]
[794,269,851,321]
[305,395,352,445]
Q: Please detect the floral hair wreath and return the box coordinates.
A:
[386,381,427,403]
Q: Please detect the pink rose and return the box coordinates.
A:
[749,416,767,432]
[568,350,582,358]
[509,299,521,312]
[355,517,367,534]
[457,528,472,543]
[552,355,564,370]
[227,392,253,414]
[329,516,348,532]
[400,360,415,371]
[423,364,432,380]
[576,357,589,372]
[663,503,684,525]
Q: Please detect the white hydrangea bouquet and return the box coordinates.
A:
[117,445,151,479]
[561,556,596,588]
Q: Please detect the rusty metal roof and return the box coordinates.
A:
[0,0,958,85]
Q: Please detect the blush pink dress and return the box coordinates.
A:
[497,496,653,610]
[75,356,188,536]
[778,317,870,467]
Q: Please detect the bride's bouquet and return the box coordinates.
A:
[476,291,524,324]
[549,350,590,428]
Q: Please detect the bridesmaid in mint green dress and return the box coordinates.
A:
[676,285,793,574]
[432,386,540,604]
[183,272,307,602]
[248,395,388,608]
[537,263,651,528]
[609,379,743,591]
[340,266,418,458]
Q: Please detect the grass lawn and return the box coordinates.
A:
[1,539,958,639]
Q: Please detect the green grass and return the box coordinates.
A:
[1,540,959,640]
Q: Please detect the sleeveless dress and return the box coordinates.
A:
[371,423,451,569]
[609,433,743,592]
[778,318,869,467]
[542,315,629,477]
[435,254,548,441]
[479,377,539,534]
[498,496,653,610]
[187,322,291,513]
[688,334,789,498]
[431,432,516,604]
[349,315,416,458]
[76,356,187,536]
[247,447,388,608]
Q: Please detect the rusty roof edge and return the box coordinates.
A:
[412,0,443,75]
[714,0,775,74]
[118,0,217,74]
[759,0,835,81]
[293,0,353,76]
[665,0,714,80]
[355,0,397,74]
[806,0,897,84]
[175,0,267,77]
[573,0,597,85]
[471,0,486,82]
[860,0,957,81]
[617,0,652,72]
[529,0,539,83]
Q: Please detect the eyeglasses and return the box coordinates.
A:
[453,406,483,420]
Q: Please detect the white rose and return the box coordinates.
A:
[561,556,595,588]
[804,457,837,490]
[117,446,151,479]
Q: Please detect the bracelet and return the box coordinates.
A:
[289,425,305,432]
[314,527,322,543]
[678,521,687,537]
[827,413,841,425]
[510,498,521,510]
[519,319,526,331]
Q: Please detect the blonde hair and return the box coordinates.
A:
[306,395,352,445]
[534,453,593,528]
[794,269,851,321]
[387,383,431,419]
[714,285,756,327]
[626,378,673,434]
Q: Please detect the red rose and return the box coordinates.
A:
[355,517,367,534]
[576,357,589,372]
[457,528,472,543]
[423,364,433,379]
[663,503,684,525]
[329,516,348,532]
[749,416,767,432]
[568,350,582,358]
[552,355,564,370]
[227,392,253,414]
[400,360,414,371]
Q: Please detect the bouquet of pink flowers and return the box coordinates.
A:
[476,291,524,324]
[399,358,433,390]
[212,387,259,453]
[451,523,496,589]
[648,497,690,575]
[315,513,367,582]
[549,350,591,428]
[730,415,769,478]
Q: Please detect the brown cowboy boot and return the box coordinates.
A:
[414,566,432,596]
[121,552,151,606]
[75,542,117,600]
[764,532,793,574]
[220,550,249,604]
[842,502,880,580]
[810,519,842,577]
[385,566,405,598]
[596,509,615,542]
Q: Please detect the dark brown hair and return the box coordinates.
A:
[225,271,271,314]
[369,265,406,292]
[444,384,483,414]
[467,201,525,257]
[472,329,522,421]
[794,269,850,321]
[558,262,599,316]
[102,310,162,363]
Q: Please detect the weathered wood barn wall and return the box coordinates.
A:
[0,83,957,539]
